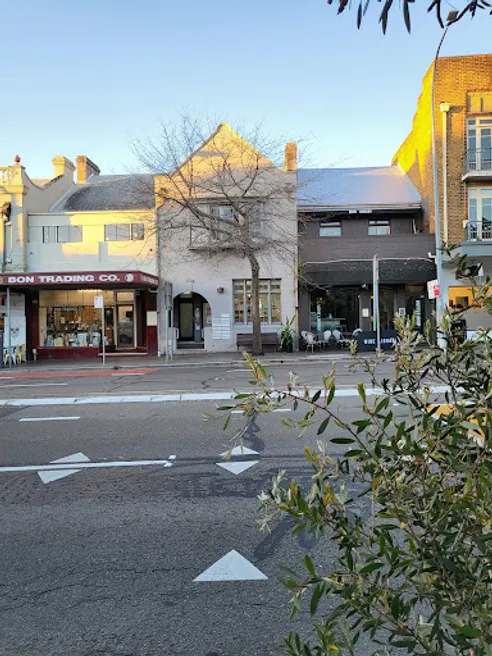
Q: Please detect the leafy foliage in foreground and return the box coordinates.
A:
[221,305,492,655]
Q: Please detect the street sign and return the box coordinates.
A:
[94,295,104,308]
[427,280,440,299]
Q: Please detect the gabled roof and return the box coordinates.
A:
[51,174,155,212]
[297,166,421,211]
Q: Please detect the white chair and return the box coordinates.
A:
[3,348,16,366]
[322,329,332,349]
[305,332,317,353]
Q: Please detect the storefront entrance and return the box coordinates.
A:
[175,292,210,349]
[0,270,161,359]
[117,305,135,348]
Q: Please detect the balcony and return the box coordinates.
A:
[463,149,492,180]
[460,220,492,258]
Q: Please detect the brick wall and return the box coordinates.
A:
[393,55,492,246]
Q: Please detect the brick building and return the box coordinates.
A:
[393,54,492,336]
[297,167,435,337]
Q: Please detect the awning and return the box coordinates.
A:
[303,259,436,286]
[0,270,159,288]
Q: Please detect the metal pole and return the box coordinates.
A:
[373,255,381,353]
[431,22,452,348]
[6,286,11,368]
[165,288,169,364]
[101,301,106,367]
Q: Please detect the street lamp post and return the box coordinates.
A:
[431,10,458,348]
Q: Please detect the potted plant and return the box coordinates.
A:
[280,315,296,352]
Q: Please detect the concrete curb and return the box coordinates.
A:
[0,353,392,375]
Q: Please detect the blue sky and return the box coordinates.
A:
[2,0,491,177]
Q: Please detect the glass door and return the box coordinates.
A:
[117,305,134,348]
[179,301,194,340]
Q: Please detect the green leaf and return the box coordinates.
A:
[311,390,321,403]
[223,414,231,431]
[326,384,336,405]
[330,437,355,444]
[359,562,384,575]
[317,417,330,435]
[310,584,324,615]
[456,626,481,638]
[392,639,416,648]
[304,554,316,577]
[293,400,298,411]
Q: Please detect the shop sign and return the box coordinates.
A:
[0,271,159,287]
[427,279,440,299]
[355,329,400,352]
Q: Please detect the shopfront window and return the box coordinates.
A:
[234,279,281,325]
[310,288,359,333]
[39,289,125,348]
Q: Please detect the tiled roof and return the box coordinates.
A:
[51,174,155,212]
[297,166,421,209]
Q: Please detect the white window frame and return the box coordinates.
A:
[368,219,391,236]
[56,225,83,243]
[104,223,145,242]
[233,279,281,325]
[319,221,342,237]
[468,188,492,240]
[467,117,492,171]
[42,226,56,243]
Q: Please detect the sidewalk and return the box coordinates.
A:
[0,349,382,375]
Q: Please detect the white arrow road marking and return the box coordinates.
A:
[220,446,259,457]
[20,416,80,422]
[216,461,259,475]
[194,550,267,582]
[38,452,90,484]
[0,454,176,484]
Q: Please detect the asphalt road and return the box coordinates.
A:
[0,359,394,400]
[0,393,391,656]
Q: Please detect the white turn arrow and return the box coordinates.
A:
[217,445,260,475]
[0,453,177,484]
[194,550,268,582]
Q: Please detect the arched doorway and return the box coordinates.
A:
[174,292,210,350]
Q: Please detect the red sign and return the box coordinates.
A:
[0,271,159,287]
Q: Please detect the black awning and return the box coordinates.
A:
[303,259,436,286]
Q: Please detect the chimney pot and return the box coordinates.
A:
[284,143,297,172]
[52,156,76,180]
[76,156,100,184]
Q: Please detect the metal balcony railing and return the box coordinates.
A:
[463,148,492,175]
[465,220,492,241]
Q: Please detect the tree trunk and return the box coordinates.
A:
[249,255,263,356]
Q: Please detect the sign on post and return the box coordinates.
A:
[427,280,440,300]
[94,296,106,365]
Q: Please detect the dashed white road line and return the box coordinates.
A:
[19,416,81,422]
[111,373,145,377]
[9,383,69,388]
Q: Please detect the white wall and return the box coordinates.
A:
[1,164,74,273]
[27,211,157,275]
[159,190,298,353]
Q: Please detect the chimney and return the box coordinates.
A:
[76,156,100,184]
[284,142,297,171]
[52,156,76,181]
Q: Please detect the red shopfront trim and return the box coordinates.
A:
[0,270,159,287]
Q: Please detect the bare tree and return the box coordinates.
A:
[134,116,298,356]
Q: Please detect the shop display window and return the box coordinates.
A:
[39,289,126,348]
